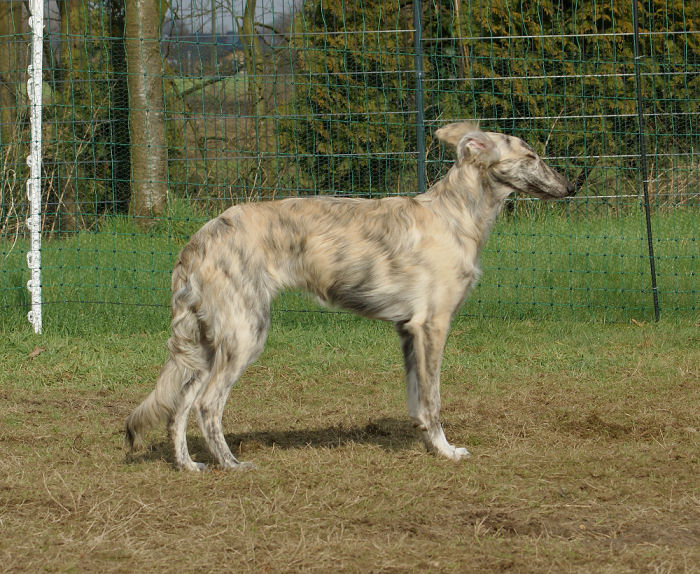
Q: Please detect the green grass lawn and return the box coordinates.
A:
[0,314,697,572]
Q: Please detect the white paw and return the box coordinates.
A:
[452,446,471,461]
[220,460,256,471]
[179,461,207,472]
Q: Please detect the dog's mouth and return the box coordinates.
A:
[504,181,575,201]
[529,180,576,199]
[523,171,576,199]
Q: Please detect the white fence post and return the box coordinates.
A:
[26,0,44,334]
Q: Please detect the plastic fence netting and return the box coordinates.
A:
[0,0,697,328]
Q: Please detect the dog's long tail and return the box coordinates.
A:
[125,259,205,452]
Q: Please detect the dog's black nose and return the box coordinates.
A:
[566,181,576,196]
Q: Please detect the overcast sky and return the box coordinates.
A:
[44,0,303,37]
[172,0,302,35]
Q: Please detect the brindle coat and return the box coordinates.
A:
[125,121,575,470]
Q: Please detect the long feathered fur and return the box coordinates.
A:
[124,251,205,451]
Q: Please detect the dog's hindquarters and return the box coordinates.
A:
[126,220,275,470]
[125,257,211,470]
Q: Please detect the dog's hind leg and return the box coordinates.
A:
[126,350,210,471]
[194,309,270,470]
[396,315,470,461]
[164,335,213,471]
[168,369,208,471]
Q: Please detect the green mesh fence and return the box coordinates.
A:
[0,0,697,329]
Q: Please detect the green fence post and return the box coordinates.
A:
[632,0,660,322]
[413,0,426,196]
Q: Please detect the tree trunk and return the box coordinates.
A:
[125,0,167,221]
[241,0,265,119]
[109,0,131,213]
[0,1,22,147]
[56,0,79,231]
[453,0,468,82]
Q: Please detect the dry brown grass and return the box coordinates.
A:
[1,316,698,573]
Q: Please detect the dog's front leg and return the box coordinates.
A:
[396,316,470,461]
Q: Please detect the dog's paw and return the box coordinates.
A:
[452,447,471,461]
[432,444,471,462]
[178,461,208,472]
[219,460,256,472]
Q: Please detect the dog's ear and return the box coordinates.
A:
[434,121,480,148]
[455,130,498,168]
[435,122,498,167]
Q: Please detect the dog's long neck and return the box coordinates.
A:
[422,163,508,253]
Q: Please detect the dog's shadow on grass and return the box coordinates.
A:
[128,417,419,467]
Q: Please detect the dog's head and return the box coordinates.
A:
[434,121,576,200]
